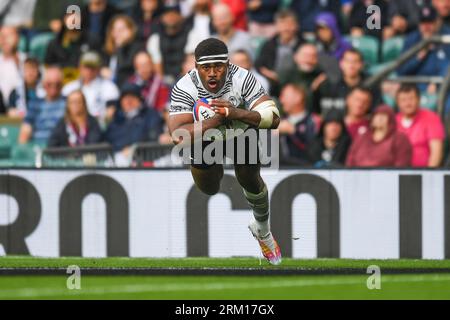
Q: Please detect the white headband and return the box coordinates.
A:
[195,53,229,65]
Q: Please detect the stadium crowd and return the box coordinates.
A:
[1,0,450,168]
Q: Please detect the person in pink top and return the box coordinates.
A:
[395,84,445,167]
[344,86,371,140]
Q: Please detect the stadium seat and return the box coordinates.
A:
[0,125,20,159]
[345,35,379,66]
[250,36,267,61]
[421,93,438,111]
[29,32,55,62]
[11,143,45,167]
[382,36,405,63]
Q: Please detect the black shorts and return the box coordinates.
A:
[190,128,261,169]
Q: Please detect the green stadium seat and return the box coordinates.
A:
[250,36,267,61]
[421,93,438,111]
[11,143,45,167]
[382,36,405,63]
[0,125,21,159]
[281,0,292,8]
[29,32,55,62]
[345,35,380,66]
[18,34,28,53]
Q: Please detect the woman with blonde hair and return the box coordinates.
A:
[102,14,144,87]
[48,90,103,147]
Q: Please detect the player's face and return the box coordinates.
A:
[197,62,228,93]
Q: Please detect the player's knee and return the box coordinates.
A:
[199,184,221,196]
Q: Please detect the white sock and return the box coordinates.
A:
[251,218,270,238]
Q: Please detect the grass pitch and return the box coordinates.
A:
[0,256,450,300]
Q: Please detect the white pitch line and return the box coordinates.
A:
[1,275,450,299]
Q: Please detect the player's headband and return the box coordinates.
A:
[195,54,229,65]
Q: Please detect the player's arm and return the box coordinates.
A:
[168,113,225,145]
[211,95,280,129]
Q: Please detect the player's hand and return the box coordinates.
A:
[210,99,238,120]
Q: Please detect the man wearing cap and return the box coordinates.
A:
[398,4,450,94]
[168,38,282,265]
[105,83,163,166]
[62,51,120,126]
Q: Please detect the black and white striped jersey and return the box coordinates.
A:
[169,64,267,116]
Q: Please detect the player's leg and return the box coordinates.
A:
[190,164,224,195]
[235,164,281,265]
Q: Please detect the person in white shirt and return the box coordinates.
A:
[62,51,119,126]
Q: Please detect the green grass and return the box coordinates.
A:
[1,256,450,300]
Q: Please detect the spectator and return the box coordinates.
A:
[128,51,170,113]
[131,0,163,43]
[31,0,83,34]
[397,4,450,94]
[211,3,253,58]
[105,83,163,165]
[396,84,445,168]
[62,51,120,125]
[0,0,36,27]
[315,12,352,61]
[314,49,366,116]
[81,0,121,45]
[290,0,346,35]
[8,57,45,119]
[278,84,319,165]
[384,0,422,39]
[146,5,191,85]
[181,53,196,76]
[255,9,303,93]
[44,12,100,84]
[279,43,324,110]
[221,0,248,31]
[184,0,214,54]
[18,67,66,145]
[433,0,450,27]
[246,0,280,38]
[103,15,143,87]
[48,90,103,147]
[349,0,390,40]
[0,26,26,107]
[308,109,351,168]
[346,105,412,167]
[231,50,270,92]
[344,86,371,140]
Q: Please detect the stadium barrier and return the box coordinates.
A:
[0,169,449,260]
[42,143,114,168]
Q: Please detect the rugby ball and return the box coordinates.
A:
[193,98,215,122]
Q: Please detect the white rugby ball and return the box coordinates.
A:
[193,98,215,122]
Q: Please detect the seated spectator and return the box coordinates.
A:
[349,0,389,40]
[384,0,421,39]
[397,4,450,94]
[184,0,214,54]
[18,67,66,145]
[279,43,324,110]
[81,0,121,45]
[0,26,26,108]
[314,49,366,117]
[0,0,36,28]
[345,86,372,140]
[231,50,270,92]
[105,84,163,166]
[103,15,143,87]
[127,51,170,113]
[246,0,280,38]
[44,12,99,73]
[290,0,346,35]
[433,0,450,28]
[8,57,45,119]
[221,0,248,31]
[146,5,191,85]
[396,84,445,167]
[278,84,319,165]
[308,109,351,168]
[255,9,303,93]
[315,12,352,61]
[62,51,119,125]
[48,90,103,147]
[346,105,412,167]
[131,0,163,43]
[211,3,253,58]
